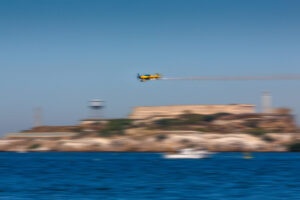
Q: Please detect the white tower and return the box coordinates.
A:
[262,92,272,114]
[89,99,104,119]
[33,107,43,127]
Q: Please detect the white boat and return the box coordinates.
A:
[16,149,27,153]
[163,148,213,159]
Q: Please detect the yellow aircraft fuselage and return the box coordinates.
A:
[138,73,161,82]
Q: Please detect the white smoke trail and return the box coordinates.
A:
[161,75,300,81]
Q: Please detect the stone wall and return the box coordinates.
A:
[129,104,255,119]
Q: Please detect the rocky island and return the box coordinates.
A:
[1,104,300,152]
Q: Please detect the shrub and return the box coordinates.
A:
[288,142,300,152]
[180,139,191,144]
[272,129,285,133]
[73,127,83,133]
[28,144,41,149]
[212,112,231,118]
[246,128,267,136]
[180,113,231,124]
[262,135,275,142]
[154,118,181,128]
[99,119,132,137]
[245,119,259,128]
[156,134,168,141]
[154,113,231,128]
[204,113,231,122]
[109,119,132,128]
[196,128,210,132]
[178,114,205,124]
[202,115,215,122]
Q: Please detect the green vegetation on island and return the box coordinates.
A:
[99,119,133,137]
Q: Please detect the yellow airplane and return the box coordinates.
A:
[137,73,162,82]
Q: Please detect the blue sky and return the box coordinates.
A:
[1,0,300,135]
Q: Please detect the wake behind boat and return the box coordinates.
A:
[163,148,213,159]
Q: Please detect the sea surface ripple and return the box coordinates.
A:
[0,152,299,200]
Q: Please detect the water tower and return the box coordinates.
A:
[89,99,104,119]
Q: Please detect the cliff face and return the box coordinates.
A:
[0,132,298,152]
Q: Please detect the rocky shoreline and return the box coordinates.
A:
[0,132,299,152]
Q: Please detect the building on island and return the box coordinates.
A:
[129,104,256,120]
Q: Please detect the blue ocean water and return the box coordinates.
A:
[0,152,299,200]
